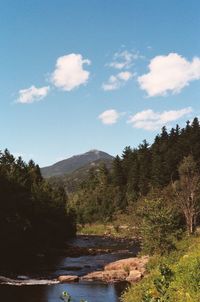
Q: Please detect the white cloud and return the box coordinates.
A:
[118,71,133,81]
[138,53,200,97]
[128,107,193,131]
[108,50,141,69]
[17,85,50,104]
[51,53,91,91]
[102,71,133,91]
[98,109,120,125]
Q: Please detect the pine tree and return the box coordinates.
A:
[137,140,151,195]
[112,155,125,186]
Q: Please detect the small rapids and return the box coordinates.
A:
[0,276,59,286]
[0,235,140,301]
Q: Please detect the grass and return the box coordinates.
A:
[121,234,200,302]
[77,223,135,238]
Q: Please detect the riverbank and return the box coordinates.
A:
[0,234,141,301]
[0,255,149,286]
[81,255,149,283]
[78,222,137,239]
[122,235,200,302]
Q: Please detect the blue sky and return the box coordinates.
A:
[1,0,200,166]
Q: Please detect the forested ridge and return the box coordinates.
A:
[0,149,76,253]
[1,117,200,256]
[68,117,200,302]
[69,117,200,231]
[1,118,200,301]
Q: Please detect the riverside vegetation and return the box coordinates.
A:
[122,235,200,302]
[67,117,200,301]
[68,118,200,233]
[0,149,76,255]
[1,118,200,301]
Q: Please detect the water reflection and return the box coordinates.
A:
[0,282,127,302]
[0,236,135,301]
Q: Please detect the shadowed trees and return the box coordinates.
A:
[0,150,76,252]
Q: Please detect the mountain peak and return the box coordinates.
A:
[88,149,100,154]
[41,150,114,178]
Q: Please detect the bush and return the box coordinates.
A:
[168,251,200,302]
[122,236,200,302]
[137,198,178,255]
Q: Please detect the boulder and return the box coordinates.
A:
[126,270,143,283]
[58,275,79,283]
[104,256,149,272]
[81,256,149,284]
[82,269,128,282]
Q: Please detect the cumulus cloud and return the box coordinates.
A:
[102,71,133,91]
[51,53,91,91]
[128,107,193,131]
[98,109,120,125]
[118,71,133,81]
[17,85,50,104]
[138,53,200,97]
[108,50,141,69]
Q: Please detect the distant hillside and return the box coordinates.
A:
[41,150,114,178]
[48,158,113,193]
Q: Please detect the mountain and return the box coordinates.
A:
[48,158,113,193]
[41,150,114,178]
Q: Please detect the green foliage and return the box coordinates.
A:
[78,218,135,238]
[61,291,72,302]
[69,163,127,224]
[0,149,76,252]
[78,223,110,235]
[169,250,200,301]
[173,155,200,234]
[60,291,87,302]
[122,236,200,302]
[141,265,174,302]
[155,265,173,301]
[137,198,178,255]
[68,118,200,227]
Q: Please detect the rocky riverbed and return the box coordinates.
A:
[0,235,143,302]
[57,255,149,284]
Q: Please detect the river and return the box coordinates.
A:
[0,235,139,302]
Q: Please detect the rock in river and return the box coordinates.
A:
[104,256,149,272]
[82,269,128,282]
[58,275,79,283]
[82,256,149,283]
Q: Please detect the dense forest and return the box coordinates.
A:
[69,118,200,234]
[2,118,200,253]
[1,119,200,301]
[69,117,200,302]
[0,149,76,254]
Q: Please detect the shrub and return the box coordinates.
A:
[137,198,178,255]
[122,236,200,302]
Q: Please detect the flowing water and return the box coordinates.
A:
[0,235,139,302]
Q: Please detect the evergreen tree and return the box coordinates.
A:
[112,155,125,186]
[0,149,76,253]
[137,140,151,195]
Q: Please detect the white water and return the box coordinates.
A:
[0,276,59,286]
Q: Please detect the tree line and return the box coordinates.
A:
[0,149,76,253]
[2,117,200,256]
[70,118,200,248]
